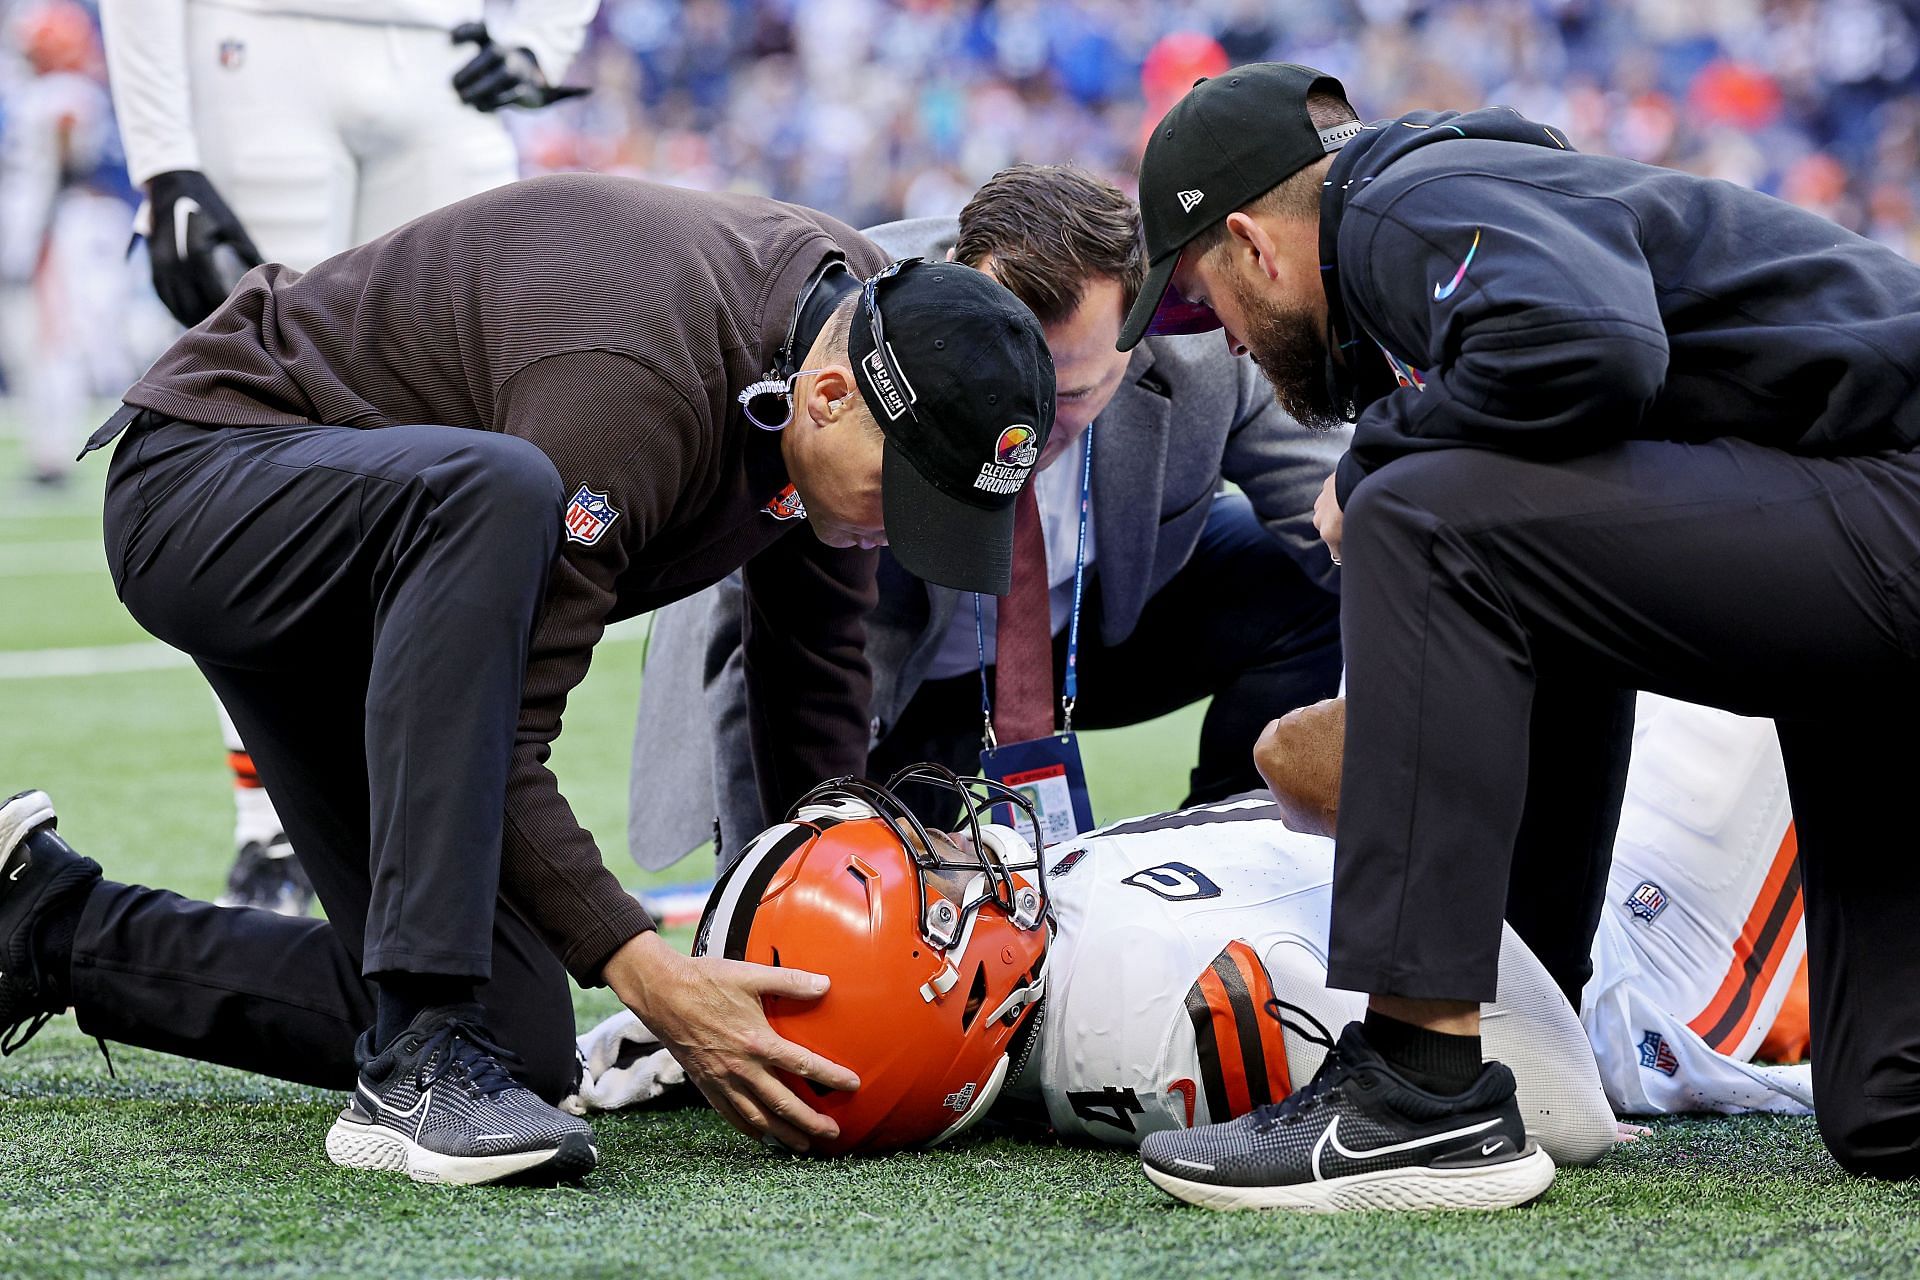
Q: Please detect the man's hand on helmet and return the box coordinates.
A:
[602,930,860,1152]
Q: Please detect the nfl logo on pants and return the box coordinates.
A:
[564,484,619,546]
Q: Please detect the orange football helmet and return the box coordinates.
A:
[693,764,1050,1156]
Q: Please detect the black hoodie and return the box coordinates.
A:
[1320,107,1920,504]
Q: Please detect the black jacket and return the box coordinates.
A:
[1320,107,1920,503]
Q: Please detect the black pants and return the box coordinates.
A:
[70,413,579,1099]
[1330,437,1920,1176]
[871,491,1343,821]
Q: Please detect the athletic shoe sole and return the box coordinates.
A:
[1142,1144,1555,1213]
[325,1115,598,1186]
[0,791,55,873]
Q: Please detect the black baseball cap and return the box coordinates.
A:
[851,258,1054,596]
[1118,62,1357,351]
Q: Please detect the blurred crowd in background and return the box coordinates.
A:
[6,0,1920,480]
[529,0,1920,249]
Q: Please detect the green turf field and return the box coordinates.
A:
[1,420,1914,1279]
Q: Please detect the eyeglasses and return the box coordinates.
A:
[737,367,832,432]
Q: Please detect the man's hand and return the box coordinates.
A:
[602,930,858,1152]
[451,23,590,112]
[145,170,264,328]
[1254,696,1346,837]
[1314,471,1344,566]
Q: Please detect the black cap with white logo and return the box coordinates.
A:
[1118,62,1356,351]
[851,258,1055,596]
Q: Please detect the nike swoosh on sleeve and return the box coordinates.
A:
[1432,227,1481,301]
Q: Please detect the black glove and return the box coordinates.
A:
[145,169,264,328]
[450,22,590,112]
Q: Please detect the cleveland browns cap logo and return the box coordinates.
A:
[974,425,1039,496]
[995,425,1039,468]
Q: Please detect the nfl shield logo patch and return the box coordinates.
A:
[1625,880,1668,923]
[217,38,245,70]
[563,484,619,546]
[1637,1030,1680,1076]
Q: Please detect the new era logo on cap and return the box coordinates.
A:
[1177,189,1204,213]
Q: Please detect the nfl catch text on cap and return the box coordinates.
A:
[850,258,1055,597]
[1119,62,1355,351]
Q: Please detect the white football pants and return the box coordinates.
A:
[183,5,521,268]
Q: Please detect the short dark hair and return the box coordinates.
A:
[953,164,1146,326]
[1188,89,1358,261]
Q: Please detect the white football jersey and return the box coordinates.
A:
[1005,796,1621,1167]
[1582,695,1812,1115]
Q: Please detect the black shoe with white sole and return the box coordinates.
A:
[1140,1017,1554,1213]
[0,790,100,1057]
[327,1004,597,1186]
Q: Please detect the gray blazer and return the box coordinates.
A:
[628,216,1352,869]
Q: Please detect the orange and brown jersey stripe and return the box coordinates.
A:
[1687,822,1805,1054]
[1182,941,1294,1124]
[227,750,263,789]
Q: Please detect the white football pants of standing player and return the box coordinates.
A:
[109,4,523,271]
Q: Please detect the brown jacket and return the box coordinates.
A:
[126,174,890,981]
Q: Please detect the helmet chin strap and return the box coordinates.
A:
[983,953,1048,1026]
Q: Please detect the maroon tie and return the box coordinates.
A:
[994,484,1055,743]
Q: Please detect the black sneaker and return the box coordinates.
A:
[326,1004,597,1186]
[0,790,101,1056]
[1140,1014,1555,1212]
[216,835,314,916]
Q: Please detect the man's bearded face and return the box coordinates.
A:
[1225,269,1344,432]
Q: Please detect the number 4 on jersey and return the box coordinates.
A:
[1066,1086,1148,1133]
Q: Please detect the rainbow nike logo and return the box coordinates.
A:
[1433,227,1481,301]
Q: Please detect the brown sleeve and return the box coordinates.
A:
[493,350,702,983]
[740,531,879,826]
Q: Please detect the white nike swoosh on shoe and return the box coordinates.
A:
[1171,1158,1214,1171]
[7,863,22,882]
[367,1084,433,1124]
[1481,1140,1504,1156]
[1311,1115,1501,1181]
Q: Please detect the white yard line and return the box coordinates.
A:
[0,641,192,680]
[0,620,651,681]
